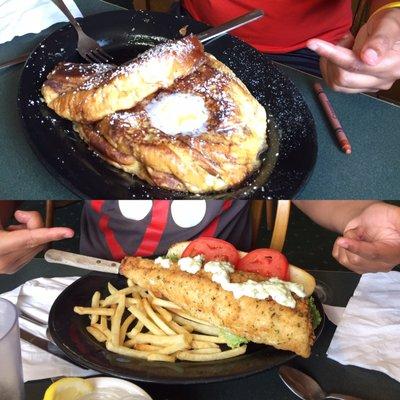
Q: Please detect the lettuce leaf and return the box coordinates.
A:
[219,328,249,348]
[308,296,322,329]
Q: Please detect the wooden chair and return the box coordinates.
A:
[251,200,290,252]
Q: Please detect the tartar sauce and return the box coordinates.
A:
[178,255,204,274]
[203,260,306,308]
[155,257,171,269]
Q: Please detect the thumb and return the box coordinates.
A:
[361,14,397,65]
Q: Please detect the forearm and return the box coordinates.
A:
[0,201,20,229]
[292,200,380,233]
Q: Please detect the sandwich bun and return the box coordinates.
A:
[166,241,316,297]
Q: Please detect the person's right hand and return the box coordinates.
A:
[0,210,74,274]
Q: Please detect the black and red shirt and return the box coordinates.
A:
[80,200,252,261]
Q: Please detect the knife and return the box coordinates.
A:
[45,249,121,274]
[19,327,82,366]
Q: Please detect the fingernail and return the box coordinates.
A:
[63,231,74,238]
[337,239,348,249]
[364,48,378,65]
[14,210,28,220]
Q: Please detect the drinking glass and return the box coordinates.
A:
[0,298,24,400]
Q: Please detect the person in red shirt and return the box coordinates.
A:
[180,0,400,93]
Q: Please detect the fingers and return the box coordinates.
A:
[319,48,393,93]
[333,236,397,273]
[6,224,28,231]
[307,39,366,73]
[361,12,400,65]
[1,227,74,254]
[14,210,44,229]
[337,236,399,263]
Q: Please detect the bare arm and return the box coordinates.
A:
[293,200,400,273]
[292,200,379,233]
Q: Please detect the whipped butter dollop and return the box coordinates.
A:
[145,93,208,136]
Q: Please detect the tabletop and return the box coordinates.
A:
[1,258,400,400]
[0,0,399,199]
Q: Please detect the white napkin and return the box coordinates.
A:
[1,277,96,382]
[0,0,83,45]
[327,271,400,382]
[322,304,345,326]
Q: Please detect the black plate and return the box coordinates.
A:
[18,10,317,199]
[48,272,325,384]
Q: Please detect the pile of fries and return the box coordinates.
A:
[73,279,247,363]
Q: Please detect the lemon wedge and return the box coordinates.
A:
[43,377,94,400]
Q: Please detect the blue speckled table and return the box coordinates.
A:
[0,0,399,199]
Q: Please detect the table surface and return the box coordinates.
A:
[1,258,400,400]
[0,0,399,199]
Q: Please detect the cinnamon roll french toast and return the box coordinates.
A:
[41,36,267,193]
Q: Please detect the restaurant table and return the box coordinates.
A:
[1,0,400,199]
[1,258,400,400]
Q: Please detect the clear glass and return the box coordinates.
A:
[0,299,24,400]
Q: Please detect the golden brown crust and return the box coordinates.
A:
[41,36,205,122]
[73,55,267,193]
[120,257,315,358]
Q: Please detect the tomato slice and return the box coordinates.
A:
[237,249,289,280]
[181,237,240,266]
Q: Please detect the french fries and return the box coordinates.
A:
[74,279,247,363]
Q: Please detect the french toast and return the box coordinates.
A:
[42,35,205,123]
[41,37,267,193]
[75,55,267,193]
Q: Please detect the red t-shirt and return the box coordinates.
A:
[183,0,352,53]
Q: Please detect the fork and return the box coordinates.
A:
[51,0,113,63]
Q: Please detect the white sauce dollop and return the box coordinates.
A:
[145,93,208,136]
[178,255,204,274]
[154,257,171,269]
[203,261,306,308]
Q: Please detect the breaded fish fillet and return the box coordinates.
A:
[120,257,315,358]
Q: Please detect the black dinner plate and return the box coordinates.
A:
[48,272,325,384]
[18,10,317,199]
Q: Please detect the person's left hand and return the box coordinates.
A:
[332,203,400,273]
[306,8,400,93]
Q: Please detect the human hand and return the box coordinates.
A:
[332,203,400,273]
[307,8,400,93]
[0,210,74,274]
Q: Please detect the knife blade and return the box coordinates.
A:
[19,328,82,367]
[45,249,120,274]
